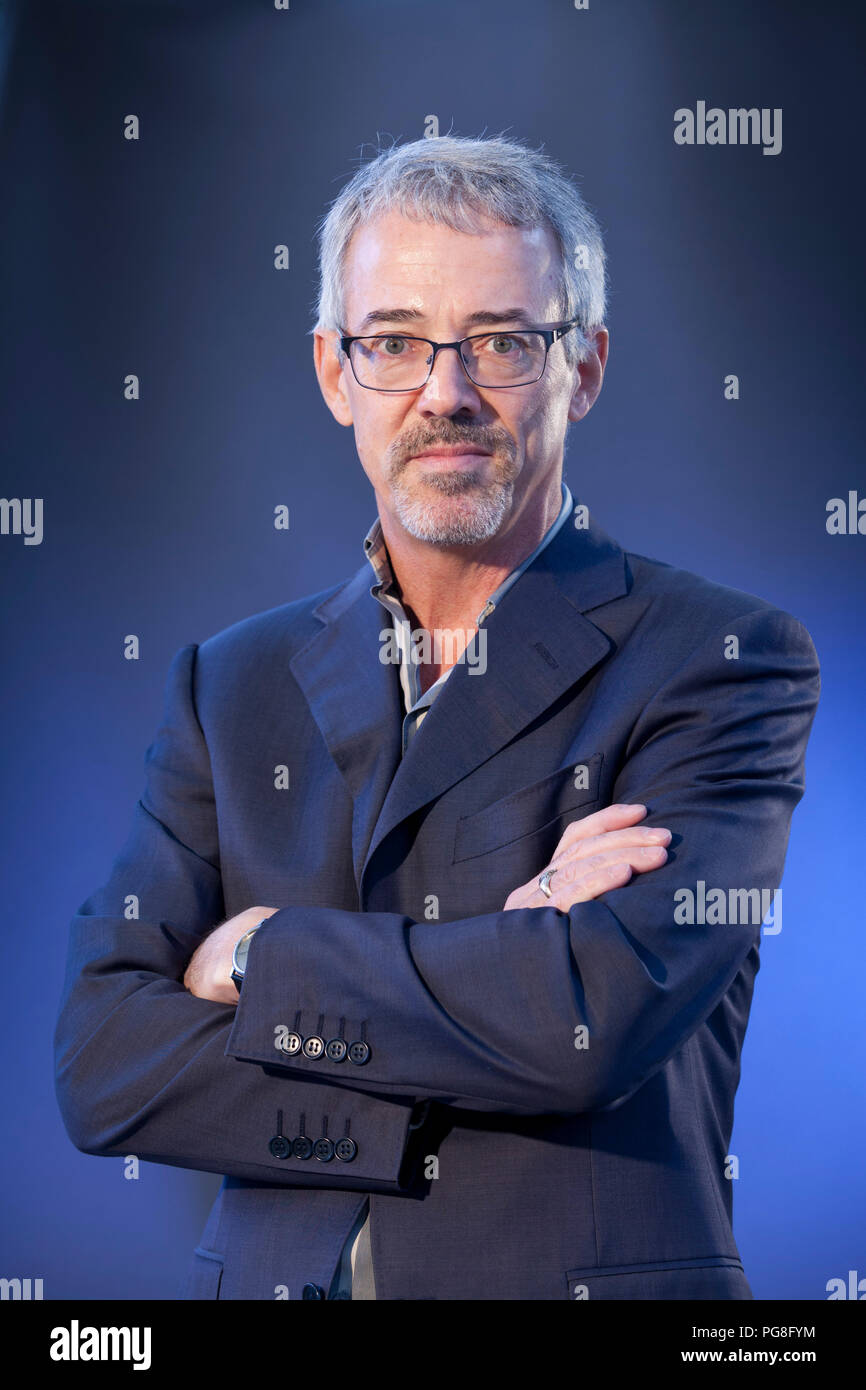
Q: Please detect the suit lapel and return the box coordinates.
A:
[290,512,630,895]
[289,565,404,891]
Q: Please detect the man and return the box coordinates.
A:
[54,134,819,1300]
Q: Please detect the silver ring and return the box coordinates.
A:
[538,868,556,898]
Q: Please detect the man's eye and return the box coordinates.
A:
[381,336,407,355]
[483,334,525,355]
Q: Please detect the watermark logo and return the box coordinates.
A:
[674,881,781,934]
[49,1321,151,1370]
[0,497,42,545]
[826,1270,866,1300]
[0,1277,43,1300]
[826,491,866,534]
[674,102,782,156]
[379,619,487,674]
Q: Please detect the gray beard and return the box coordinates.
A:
[389,468,515,545]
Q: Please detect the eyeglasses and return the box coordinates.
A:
[339,319,580,391]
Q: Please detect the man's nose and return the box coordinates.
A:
[417,345,483,414]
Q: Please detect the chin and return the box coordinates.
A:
[394,483,512,545]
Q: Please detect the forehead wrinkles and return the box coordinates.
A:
[342,216,563,322]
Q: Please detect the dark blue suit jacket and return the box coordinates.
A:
[54,514,820,1300]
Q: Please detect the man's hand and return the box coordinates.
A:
[184,905,280,1004]
[503,803,670,913]
[184,810,668,997]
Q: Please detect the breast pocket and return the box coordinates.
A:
[452,753,603,864]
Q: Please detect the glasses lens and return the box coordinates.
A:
[348,331,550,388]
[350,336,432,389]
[462,331,547,386]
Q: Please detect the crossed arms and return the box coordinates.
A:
[54,607,819,1192]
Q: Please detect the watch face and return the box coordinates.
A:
[233,928,254,976]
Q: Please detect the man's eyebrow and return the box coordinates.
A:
[354,307,538,332]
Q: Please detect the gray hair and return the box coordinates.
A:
[311,133,607,367]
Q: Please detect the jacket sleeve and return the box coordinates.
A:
[53,644,426,1191]
[226,607,820,1115]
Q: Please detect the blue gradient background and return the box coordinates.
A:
[1,0,863,1299]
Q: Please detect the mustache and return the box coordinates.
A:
[391,426,515,466]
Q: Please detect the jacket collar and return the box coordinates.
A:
[289,507,630,894]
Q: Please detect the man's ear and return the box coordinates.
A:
[567,326,609,425]
[313,329,354,427]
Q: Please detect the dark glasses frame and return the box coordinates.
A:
[338,318,581,391]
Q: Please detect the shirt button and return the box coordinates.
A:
[280,1031,302,1056]
[292,1135,313,1160]
[269,1135,291,1159]
[348,1040,370,1065]
[325,1037,347,1062]
[313,1137,334,1162]
[302,1284,325,1300]
[302,1035,324,1059]
[335,1137,357,1162]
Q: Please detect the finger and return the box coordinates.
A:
[554,824,671,867]
[550,802,648,855]
[553,844,668,884]
[511,834,661,911]
[533,846,667,909]
[508,809,661,910]
[547,858,635,908]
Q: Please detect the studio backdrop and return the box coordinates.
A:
[0,0,863,1300]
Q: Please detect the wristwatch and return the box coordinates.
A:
[231,923,263,993]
